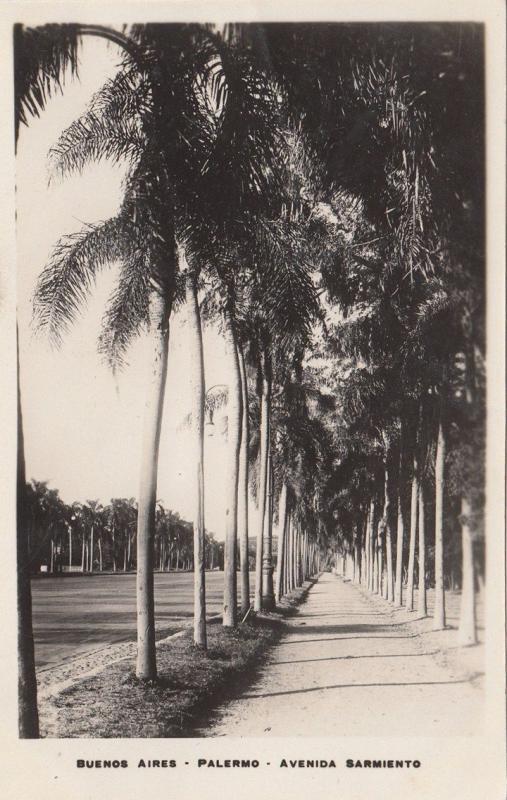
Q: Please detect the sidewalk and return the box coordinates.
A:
[198,572,484,737]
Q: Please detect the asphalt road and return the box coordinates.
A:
[31,571,254,670]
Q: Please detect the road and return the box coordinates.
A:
[31,571,251,670]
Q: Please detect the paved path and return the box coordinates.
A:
[199,572,484,737]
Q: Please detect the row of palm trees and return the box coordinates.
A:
[23,481,225,575]
[16,22,485,739]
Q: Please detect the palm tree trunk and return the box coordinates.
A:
[297,527,302,585]
[136,288,170,680]
[417,483,427,616]
[376,528,382,594]
[300,530,305,583]
[98,538,103,572]
[433,411,446,629]
[371,512,378,592]
[17,333,39,737]
[293,524,299,586]
[254,349,270,612]
[406,456,419,612]
[394,491,404,606]
[81,536,85,572]
[237,341,250,615]
[262,440,275,609]
[89,525,94,573]
[184,269,206,648]
[301,530,306,581]
[354,536,361,584]
[364,506,371,589]
[285,511,292,593]
[50,538,54,573]
[295,524,302,587]
[222,307,242,627]
[112,523,116,572]
[394,431,405,606]
[68,526,72,569]
[289,517,296,591]
[275,486,287,601]
[384,468,395,603]
[282,513,288,594]
[368,499,375,591]
[458,496,477,645]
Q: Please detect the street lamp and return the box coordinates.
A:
[204,384,228,437]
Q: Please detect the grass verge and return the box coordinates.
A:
[41,616,280,738]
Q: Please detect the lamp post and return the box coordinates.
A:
[204,384,229,437]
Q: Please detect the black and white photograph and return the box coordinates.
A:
[1,1,505,798]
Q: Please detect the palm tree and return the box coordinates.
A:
[14,20,92,738]
[81,500,103,573]
[29,40,194,665]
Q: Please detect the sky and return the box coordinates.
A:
[16,37,243,539]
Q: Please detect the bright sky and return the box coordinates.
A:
[16,37,241,539]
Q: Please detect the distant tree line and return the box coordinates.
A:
[24,481,224,575]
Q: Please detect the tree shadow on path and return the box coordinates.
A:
[269,651,439,666]
[284,621,417,636]
[240,677,468,700]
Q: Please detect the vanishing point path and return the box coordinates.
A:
[200,572,483,737]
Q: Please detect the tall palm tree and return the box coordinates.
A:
[14,21,92,738]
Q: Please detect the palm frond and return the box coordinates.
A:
[98,252,150,370]
[49,69,148,179]
[33,216,124,345]
[250,216,320,351]
[14,23,81,140]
